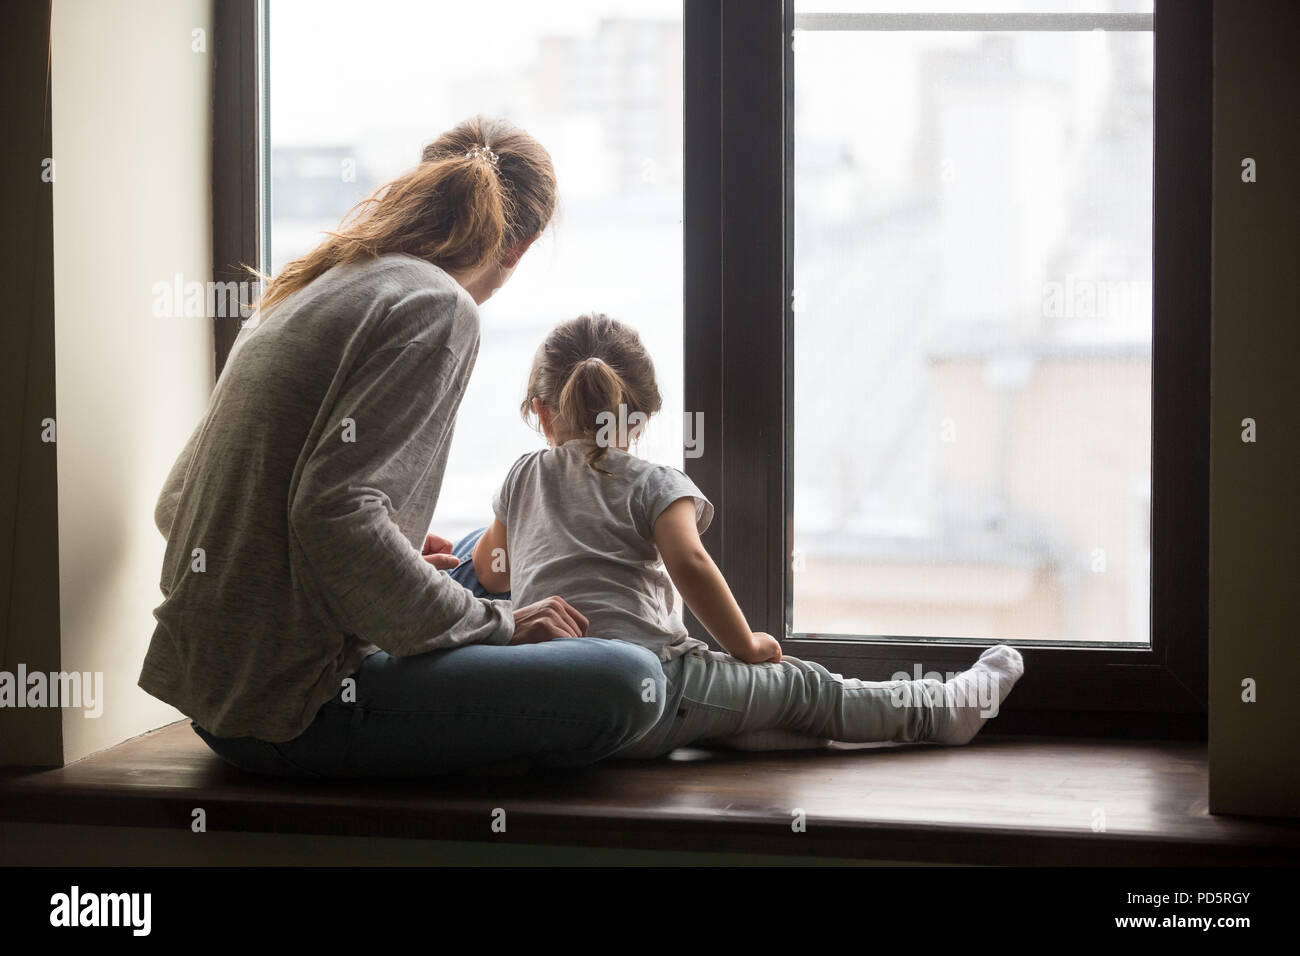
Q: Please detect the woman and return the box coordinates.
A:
[140,116,667,778]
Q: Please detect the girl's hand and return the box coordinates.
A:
[421,532,460,570]
[734,632,783,664]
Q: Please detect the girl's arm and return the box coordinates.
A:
[653,498,782,664]
[471,519,511,594]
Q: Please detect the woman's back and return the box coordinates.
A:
[142,253,511,741]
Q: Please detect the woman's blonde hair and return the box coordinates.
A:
[256,115,556,314]
[522,313,663,471]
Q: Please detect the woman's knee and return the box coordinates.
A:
[569,638,667,736]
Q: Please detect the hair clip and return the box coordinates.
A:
[464,145,500,167]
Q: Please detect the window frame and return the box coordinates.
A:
[683,0,1210,737]
[212,0,263,377]
[215,0,1210,739]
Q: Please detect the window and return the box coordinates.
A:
[681,0,1208,732]
[790,3,1155,646]
[264,0,684,542]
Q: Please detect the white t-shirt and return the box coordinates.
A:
[492,438,715,660]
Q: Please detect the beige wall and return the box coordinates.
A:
[51,0,214,761]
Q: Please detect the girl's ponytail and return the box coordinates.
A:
[522,313,664,472]
[556,357,632,469]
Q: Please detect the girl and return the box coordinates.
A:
[142,117,670,778]
[459,313,1025,758]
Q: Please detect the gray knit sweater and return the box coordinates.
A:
[139,254,514,742]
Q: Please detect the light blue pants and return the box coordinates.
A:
[615,646,944,759]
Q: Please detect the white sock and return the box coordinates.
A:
[931,644,1024,746]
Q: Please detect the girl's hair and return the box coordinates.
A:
[256,115,557,314]
[522,313,663,471]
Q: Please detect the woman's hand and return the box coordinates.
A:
[421,533,460,570]
[733,631,783,664]
[510,596,590,644]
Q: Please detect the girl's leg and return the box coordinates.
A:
[445,527,509,599]
[617,645,1023,760]
[197,639,667,778]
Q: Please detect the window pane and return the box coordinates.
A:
[791,4,1154,644]
[268,0,683,542]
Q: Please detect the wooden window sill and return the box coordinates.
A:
[1,721,1296,865]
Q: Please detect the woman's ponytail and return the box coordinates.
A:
[256,115,555,315]
[396,149,510,271]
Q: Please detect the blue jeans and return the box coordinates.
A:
[192,530,667,778]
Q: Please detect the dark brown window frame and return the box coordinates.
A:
[212,0,263,377]
[684,0,1210,738]
[214,0,1209,740]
